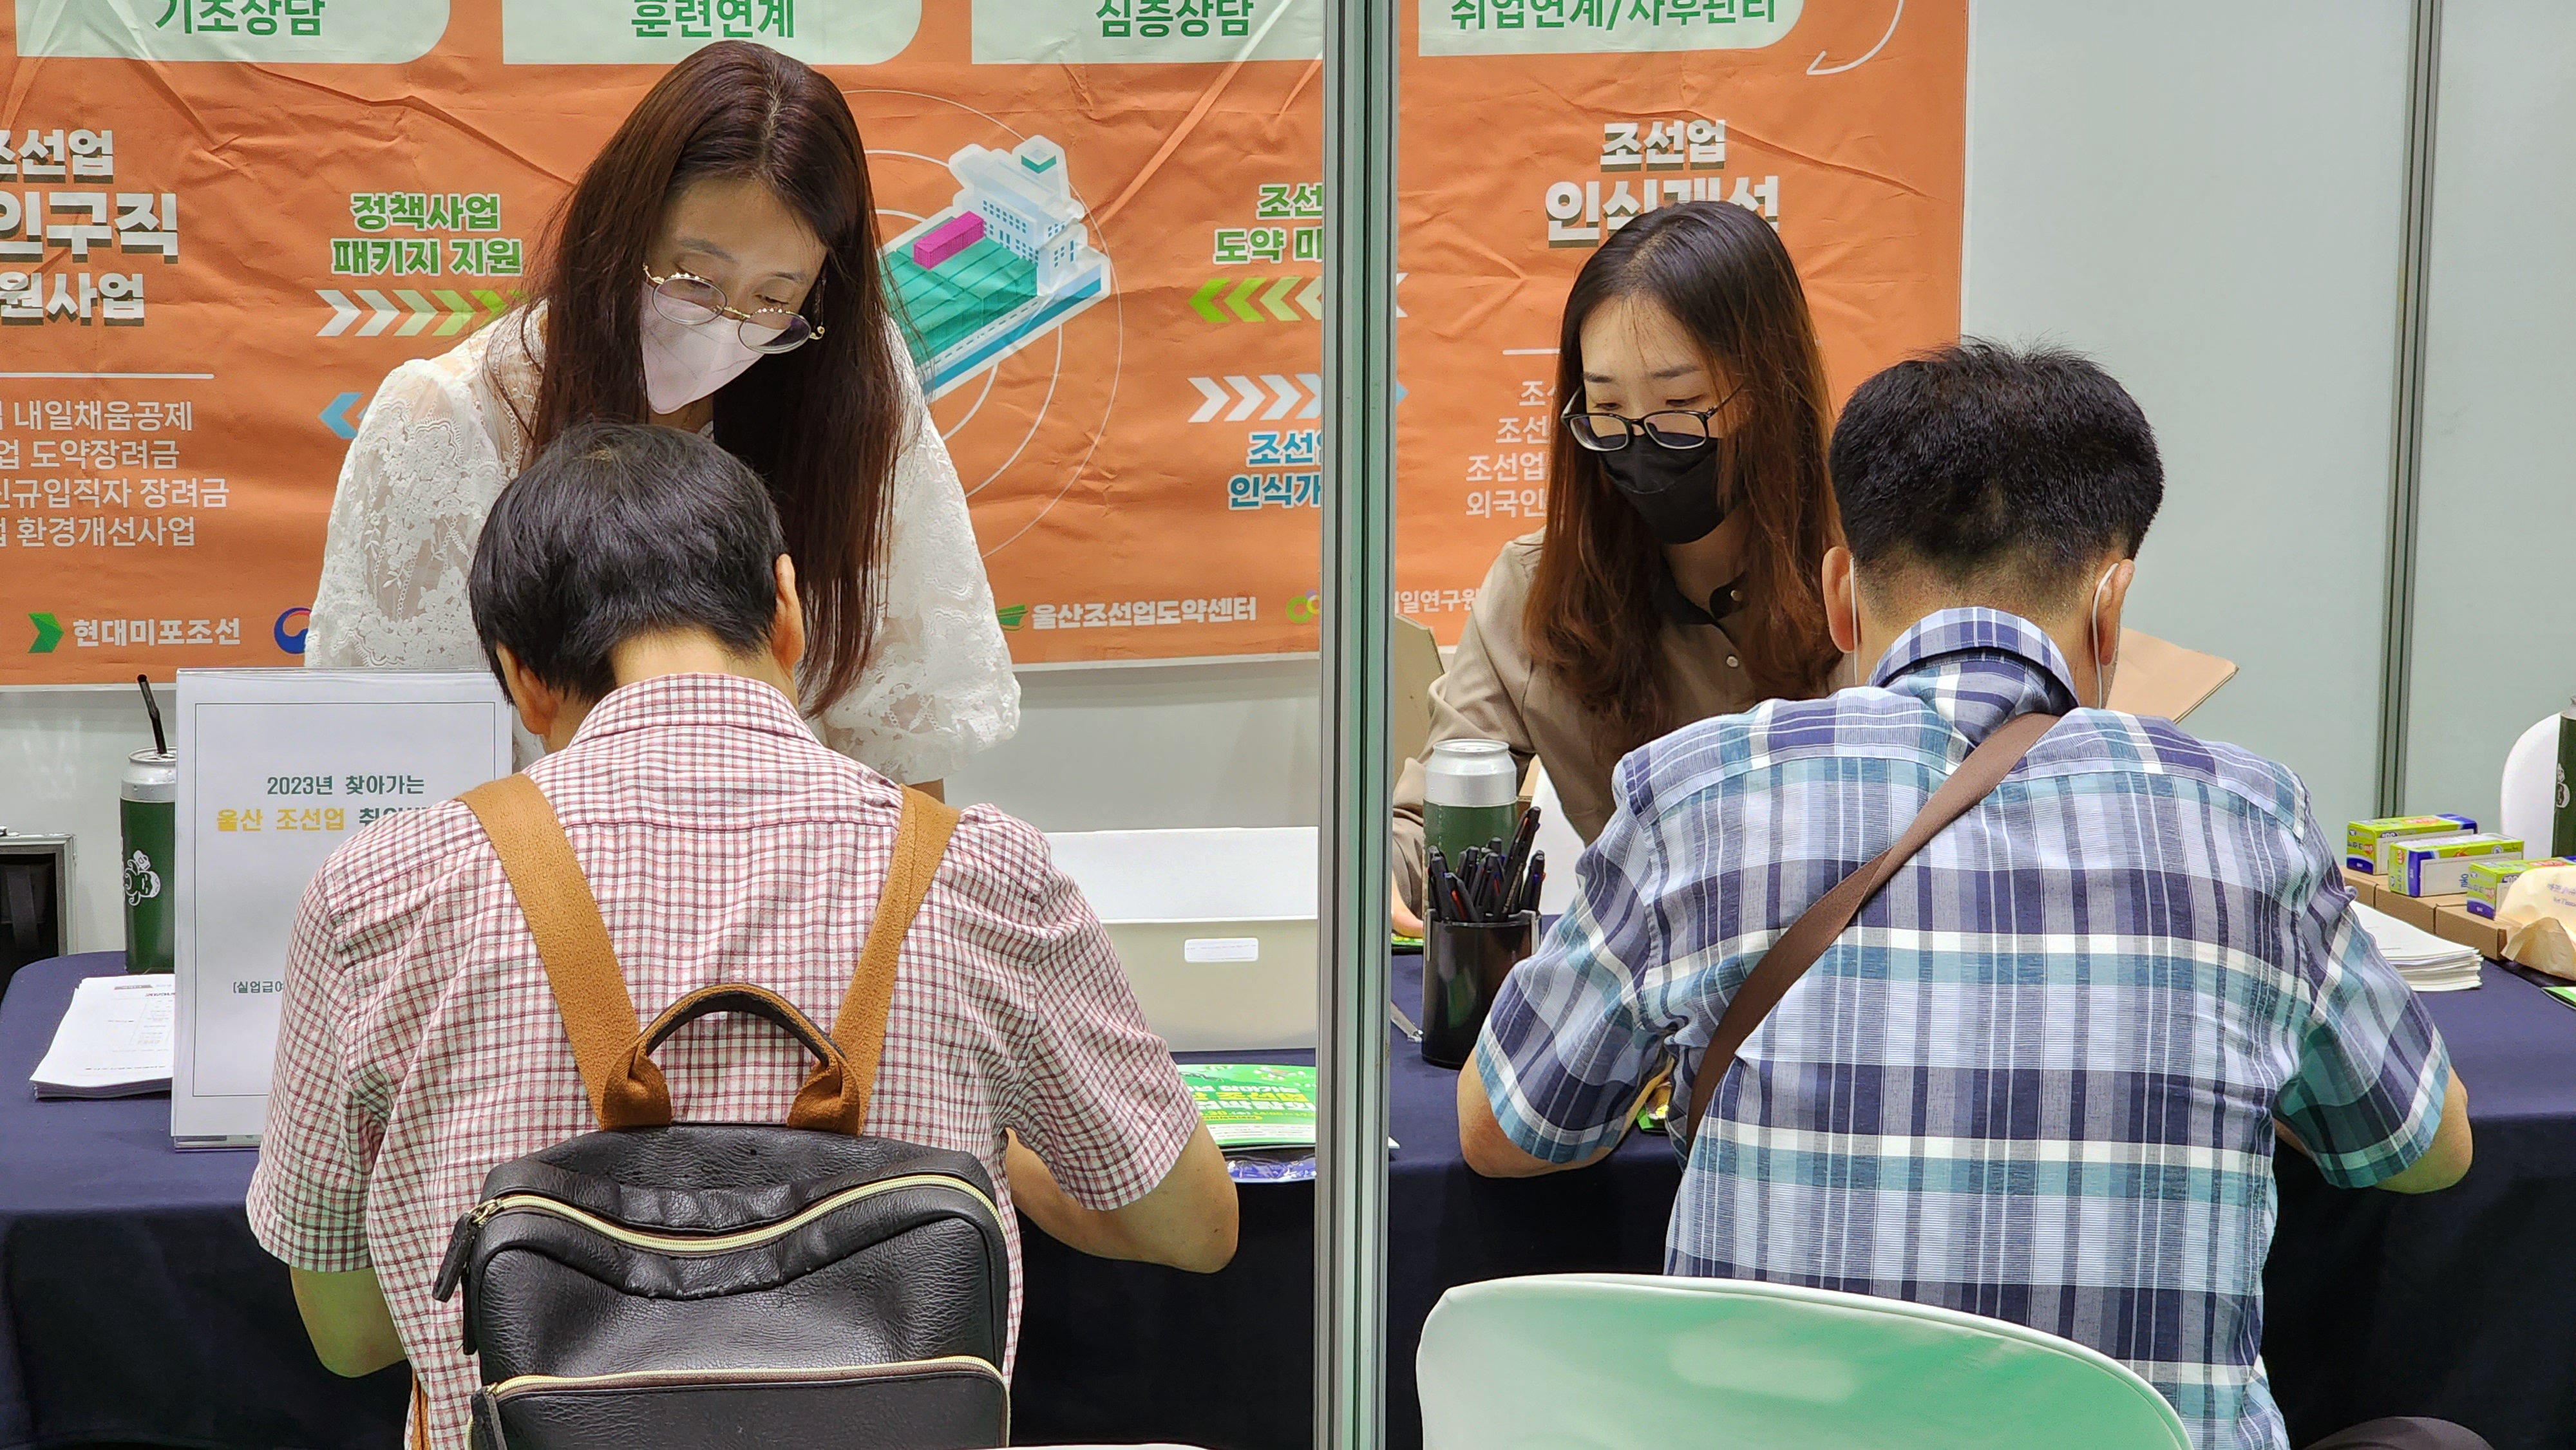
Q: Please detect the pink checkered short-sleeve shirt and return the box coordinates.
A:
[245,673,1198,1450]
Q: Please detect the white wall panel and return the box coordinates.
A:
[1962,0,2413,831]
[2399,1,2576,830]
[947,659,1320,831]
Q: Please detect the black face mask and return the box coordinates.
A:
[1598,437,1725,545]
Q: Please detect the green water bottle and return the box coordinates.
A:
[120,748,176,974]
[2554,697,2576,860]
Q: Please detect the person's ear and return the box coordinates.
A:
[494,645,565,743]
[2093,556,2137,668]
[769,554,808,693]
[1821,545,1860,654]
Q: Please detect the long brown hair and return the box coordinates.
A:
[515,41,907,711]
[1524,201,1841,756]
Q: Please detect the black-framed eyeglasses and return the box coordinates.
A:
[643,264,825,355]
[1560,385,1743,453]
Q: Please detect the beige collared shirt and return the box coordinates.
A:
[1393,532,1849,910]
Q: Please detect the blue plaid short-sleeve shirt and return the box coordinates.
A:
[1475,608,2450,1450]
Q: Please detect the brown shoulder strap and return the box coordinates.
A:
[1682,711,2061,1145]
[459,775,645,1126]
[462,777,963,1135]
[828,787,963,1125]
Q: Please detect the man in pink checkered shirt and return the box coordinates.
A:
[247,422,1237,1449]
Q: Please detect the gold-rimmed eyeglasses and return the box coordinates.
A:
[643,264,825,355]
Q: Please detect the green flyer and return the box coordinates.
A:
[1178,1063,1318,1151]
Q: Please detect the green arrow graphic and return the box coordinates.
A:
[27,612,62,654]
[393,289,439,337]
[1261,276,1302,321]
[431,290,475,337]
[1226,277,1269,324]
[1189,278,1232,326]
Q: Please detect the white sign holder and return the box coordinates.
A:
[171,670,513,1147]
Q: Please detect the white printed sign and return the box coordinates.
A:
[171,670,513,1147]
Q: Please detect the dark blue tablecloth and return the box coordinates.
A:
[0,954,408,1450]
[4,952,2571,1450]
[2261,965,2576,1450]
[1013,954,1680,1450]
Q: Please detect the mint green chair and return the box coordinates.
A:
[1417,1274,2192,1450]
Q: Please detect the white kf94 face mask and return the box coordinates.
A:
[639,287,763,415]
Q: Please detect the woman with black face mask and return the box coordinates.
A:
[1393,201,1848,930]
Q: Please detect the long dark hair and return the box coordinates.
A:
[1524,201,1841,756]
[513,40,906,711]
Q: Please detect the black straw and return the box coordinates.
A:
[137,674,167,757]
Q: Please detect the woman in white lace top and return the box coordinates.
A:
[306,42,1018,789]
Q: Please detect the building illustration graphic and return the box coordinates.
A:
[882,136,1112,400]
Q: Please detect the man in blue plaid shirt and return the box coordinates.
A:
[1461,342,2477,1450]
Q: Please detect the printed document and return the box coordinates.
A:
[32,974,176,1098]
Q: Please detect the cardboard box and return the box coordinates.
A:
[2342,871,2506,961]
[2432,901,2507,961]
[2391,834,2525,897]
[2465,856,2573,919]
[2104,630,2237,721]
[2372,889,2454,935]
[2347,814,2481,875]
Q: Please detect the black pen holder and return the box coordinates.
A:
[1419,910,1536,1070]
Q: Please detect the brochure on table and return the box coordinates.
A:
[171,670,513,1147]
[33,974,175,1099]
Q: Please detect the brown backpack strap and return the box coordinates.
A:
[460,775,645,1126]
[1681,711,2061,1147]
[462,777,962,1135]
[826,787,963,1127]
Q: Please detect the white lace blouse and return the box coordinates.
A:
[305,312,1020,783]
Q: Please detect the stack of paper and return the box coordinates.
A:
[2351,901,2483,992]
[31,974,176,1098]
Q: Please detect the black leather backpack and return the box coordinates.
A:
[429,775,1010,1450]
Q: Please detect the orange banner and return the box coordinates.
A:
[0,1,1960,680]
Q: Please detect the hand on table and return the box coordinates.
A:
[1392,872,1425,939]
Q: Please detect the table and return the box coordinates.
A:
[5,954,2572,1450]
[0,954,408,1450]
[1012,954,1681,1449]
[1026,963,2576,1450]
[2261,965,2576,1450]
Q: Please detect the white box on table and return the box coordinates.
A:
[1045,827,1317,1053]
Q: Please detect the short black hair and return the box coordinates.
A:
[1829,340,2163,602]
[469,420,786,702]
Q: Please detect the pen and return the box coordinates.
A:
[1502,807,1542,909]
[1521,851,1544,916]
[1426,847,1452,923]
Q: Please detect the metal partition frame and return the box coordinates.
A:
[1316,1,1399,1448]
[2376,0,2443,814]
